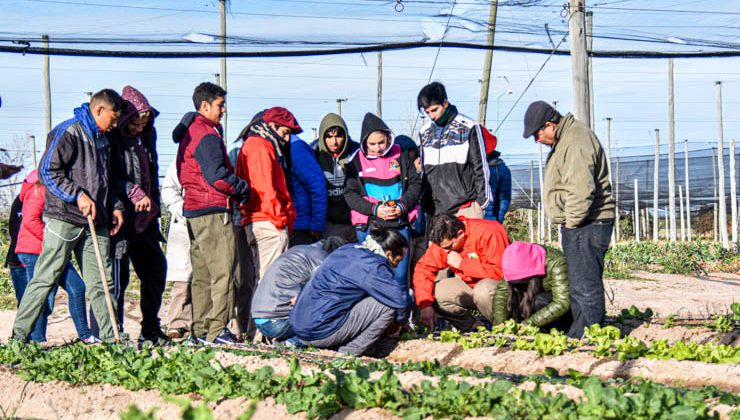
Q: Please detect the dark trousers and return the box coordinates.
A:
[289,230,317,248]
[561,219,613,338]
[91,223,167,337]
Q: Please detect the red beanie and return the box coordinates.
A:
[264,107,303,134]
[482,128,497,155]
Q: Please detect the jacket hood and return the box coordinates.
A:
[19,170,39,202]
[172,112,199,144]
[318,113,351,156]
[73,103,100,139]
[118,85,159,132]
[359,112,394,158]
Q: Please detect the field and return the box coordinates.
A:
[0,270,737,419]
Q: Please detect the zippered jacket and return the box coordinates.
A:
[291,137,327,232]
[39,104,123,227]
[419,105,491,215]
[315,113,358,225]
[413,217,510,308]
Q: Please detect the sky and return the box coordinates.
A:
[0,0,738,186]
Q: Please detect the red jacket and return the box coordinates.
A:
[173,112,249,218]
[16,181,46,255]
[237,135,296,230]
[413,217,510,308]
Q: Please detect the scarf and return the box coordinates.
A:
[359,234,386,259]
[248,119,293,193]
[435,104,457,127]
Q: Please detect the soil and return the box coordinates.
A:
[0,272,737,418]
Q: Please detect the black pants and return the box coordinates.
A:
[561,218,613,338]
[91,222,167,337]
[289,230,317,248]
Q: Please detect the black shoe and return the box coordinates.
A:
[138,330,172,347]
[213,328,240,345]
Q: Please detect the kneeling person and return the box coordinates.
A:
[289,225,410,355]
[414,213,510,331]
[251,237,347,343]
[493,241,572,331]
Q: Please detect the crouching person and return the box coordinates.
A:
[251,236,347,344]
[414,213,510,332]
[289,224,410,355]
[493,241,572,331]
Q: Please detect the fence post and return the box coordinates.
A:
[634,179,640,242]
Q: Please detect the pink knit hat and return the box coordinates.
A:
[502,241,546,282]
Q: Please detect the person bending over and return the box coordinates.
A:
[289,224,410,355]
[251,236,347,345]
[492,241,572,331]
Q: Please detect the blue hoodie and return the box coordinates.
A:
[289,244,408,341]
[290,135,327,233]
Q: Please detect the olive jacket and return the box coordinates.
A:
[492,247,569,327]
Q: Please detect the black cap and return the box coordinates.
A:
[523,101,558,139]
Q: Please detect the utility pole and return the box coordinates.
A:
[85,92,92,101]
[477,0,499,126]
[668,59,677,242]
[684,139,691,241]
[731,138,737,245]
[716,81,729,248]
[377,51,383,118]
[712,147,718,242]
[336,98,347,116]
[679,185,686,242]
[219,0,228,141]
[615,157,620,241]
[653,128,660,241]
[43,34,51,135]
[214,73,220,85]
[586,11,594,129]
[30,135,37,169]
[568,0,590,126]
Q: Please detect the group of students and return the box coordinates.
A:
[6,79,614,355]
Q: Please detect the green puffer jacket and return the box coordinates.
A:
[492,247,569,327]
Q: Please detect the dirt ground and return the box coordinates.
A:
[0,272,737,419]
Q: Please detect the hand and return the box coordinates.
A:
[446,251,463,270]
[110,210,124,236]
[385,205,402,219]
[77,192,96,220]
[419,306,437,330]
[289,296,297,305]
[134,195,152,212]
[414,157,422,174]
[0,163,23,179]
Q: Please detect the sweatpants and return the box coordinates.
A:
[303,297,395,355]
[13,218,117,341]
[187,213,238,342]
[434,276,498,331]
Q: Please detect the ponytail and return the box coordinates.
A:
[368,221,408,259]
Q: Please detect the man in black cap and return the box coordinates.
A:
[522,101,615,339]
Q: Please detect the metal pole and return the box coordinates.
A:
[538,142,544,242]
[730,138,737,245]
[377,51,383,118]
[477,0,499,125]
[586,11,594,130]
[679,185,686,242]
[219,0,227,141]
[668,58,677,242]
[684,139,691,241]
[712,147,718,242]
[716,81,729,248]
[43,34,51,135]
[336,98,346,116]
[529,160,534,242]
[568,0,590,126]
[653,128,660,241]
[634,179,640,242]
[30,135,37,169]
[664,207,669,240]
[615,157,620,241]
[606,117,615,245]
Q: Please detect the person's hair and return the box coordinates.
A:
[325,126,346,139]
[369,222,408,259]
[90,89,124,113]
[417,81,447,110]
[192,82,227,110]
[507,277,543,322]
[429,213,465,244]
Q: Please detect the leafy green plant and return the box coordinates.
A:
[663,314,677,329]
[731,303,740,321]
[615,305,654,323]
[706,314,734,333]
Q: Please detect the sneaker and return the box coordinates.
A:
[82,335,103,345]
[167,327,188,340]
[213,328,239,345]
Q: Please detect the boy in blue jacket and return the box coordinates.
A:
[289,134,327,246]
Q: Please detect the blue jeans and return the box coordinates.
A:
[256,319,304,347]
[10,265,50,342]
[18,253,92,341]
[560,219,614,338]
[356,226,410,289]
